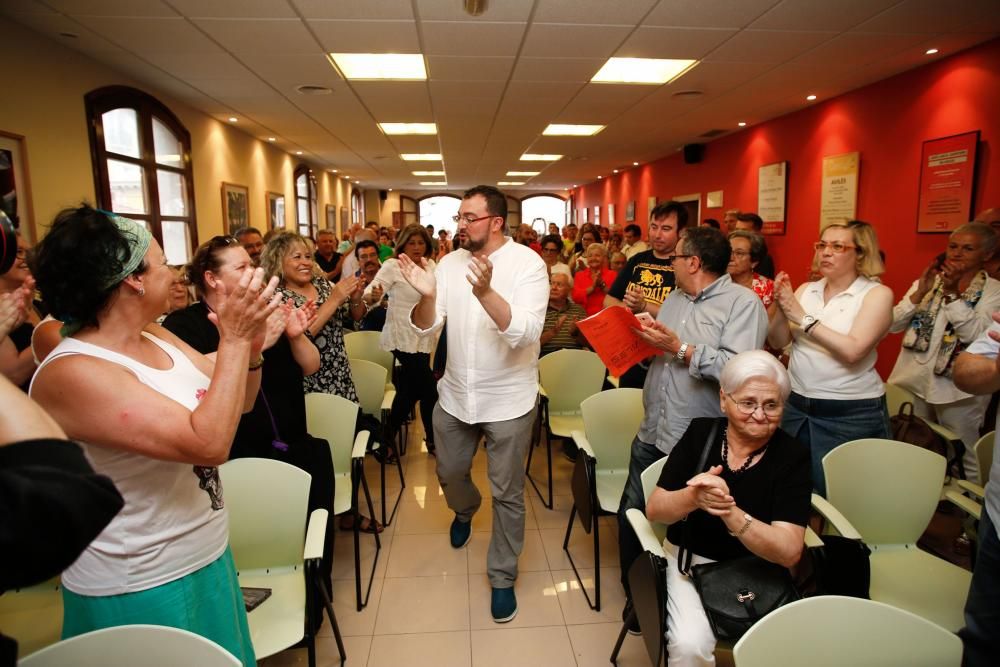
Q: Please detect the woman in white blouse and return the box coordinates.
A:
[888,222,1000,483]
[365,224,440,453]
[768,221,894,495]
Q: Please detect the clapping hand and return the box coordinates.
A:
[366,283,385,307]
[208,266,281,345]
[773,271,804,324]
[633,317,678,353]
[466,256,494,298]
[687,465,734,516]
[623,286,646,313]
[0,278,32,341]
[397,253,436,297]
[285,300,317,340]
[332,274,361,302]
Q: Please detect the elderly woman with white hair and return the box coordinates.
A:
[646,350,812,667]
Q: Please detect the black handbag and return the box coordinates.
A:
[802,534,871,599]
[677,420,800,642]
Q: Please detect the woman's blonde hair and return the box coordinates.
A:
[260,230,310,285]
[393,223,433,259]
[814,220,885,279]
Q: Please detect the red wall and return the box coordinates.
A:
[573,37,1000,378]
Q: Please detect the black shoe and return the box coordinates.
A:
[622,599,641,636]
[562,441,578,463]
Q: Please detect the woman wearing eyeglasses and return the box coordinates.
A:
[768,221,893,495]
[727,231,776,317]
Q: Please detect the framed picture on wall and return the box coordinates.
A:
[625,201,635,222]
[647,196,657,219]
[608,203,615,226]
[340,206,349,236]
[594,205,600,225]
[222,182,249,233]
[917,130,980,233]
[266,191,284,230]
[326,204,336,231]
[0,130,36,242]
[584,207,590,223]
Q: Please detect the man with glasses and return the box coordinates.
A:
[398,185,548,624]
[615,225,768,634]
[539,234,571,277]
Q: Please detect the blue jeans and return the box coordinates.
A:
[781,392,890,496]
[617,436,667,597]
[961,507,1000,667]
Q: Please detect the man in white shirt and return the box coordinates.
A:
[621,224,649,259]
[399,185,548,624]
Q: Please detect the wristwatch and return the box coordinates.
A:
[800,314,817,331]
[675,342,689,362]
[942,292,960,304]
[729,513,754,537]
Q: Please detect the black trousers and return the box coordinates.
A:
[391,350,439,443]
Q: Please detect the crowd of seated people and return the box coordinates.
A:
[5,200,1000,667]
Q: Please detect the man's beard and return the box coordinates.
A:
[459,233,485,253]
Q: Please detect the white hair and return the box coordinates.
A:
[719,350,791,399]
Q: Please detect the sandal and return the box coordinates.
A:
[339,514,384,534]
[372,443,399,465]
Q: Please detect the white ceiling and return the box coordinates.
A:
[4,0,999,192]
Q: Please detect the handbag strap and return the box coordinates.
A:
[678,419,721,575]
[258,389,284,444]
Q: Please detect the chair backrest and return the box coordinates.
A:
[19,624,241,667]
[580,388,644,473]
[883,382,917,418]
[0,578,62,658]
[823,438,945,545]
[344,331,393,376]
[305,392,360,474]
[349,358,388,417]
[975,430,995,485]
[640,456,667,504]
[732,595,962,667]
[220,458,309,571]
[538,349,606,414]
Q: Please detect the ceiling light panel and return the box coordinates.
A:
[401,153,443,161]
[413,170,446,176]
[328,53,427,80]
[520,153,563,161]
[498,181,526,186]
[591,57,697,84]
[506,171,540,176]
[419,181,448,186]
[543,124,605,136]
[379,122,438,135]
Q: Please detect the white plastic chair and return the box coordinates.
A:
[220,458,344,666]
[19,624,241,666]
[564,387,644,610]
[305,392,380,611]
[527,348,607,508]
[815,438,972,632]
[349,358,405,525]
[343,330,394,380]
[732,595,962,667]
[0,578,62,658]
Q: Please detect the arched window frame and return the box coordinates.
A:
[84,85,198,263]
[351,188,364,226]
[294,165,317,239]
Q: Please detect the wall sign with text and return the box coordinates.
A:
[917,131,979,233]
[820,152,860,229]
[757,161,787,235]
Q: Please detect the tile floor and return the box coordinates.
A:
[259,426,653,667]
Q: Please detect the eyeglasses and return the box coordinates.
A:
[206,235,240,249]
[452,214,494,225]
[666,254,693,263]
[14,247,27,259]
[813,241,857,254]
[726,393,783,417]
[731,250,750,258]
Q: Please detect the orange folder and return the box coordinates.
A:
[576,306,663,377]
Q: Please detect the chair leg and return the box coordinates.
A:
[562,500,600,610]
[307,634,316,667]
[353,463,381,611]
[314,564,348,663]
[609,612,633,665]
[525,400,554,509]
[379,410,405,527]
[593,513,602,611]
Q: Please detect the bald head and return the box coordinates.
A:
[975,208,1000,227]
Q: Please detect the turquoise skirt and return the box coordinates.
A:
[62,546,255,666]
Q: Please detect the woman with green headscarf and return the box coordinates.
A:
[28,205,279,666]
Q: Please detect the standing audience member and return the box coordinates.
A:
[702,218,721,229]
[887,222,1000,483]
[377,228,395,262]
[397,185,548,623]
[572,243,616,316]
[341,228,376,280]
[732,213,775,278]
[723,209,741,233]
[540,273,587,357]
[727,231,776,317]
[563,222,580,257]
[953,318,1000,667]
[605,201,686,388]
[539,234,572,278]
[610,251,627,273]
[569,228,599,274]
[0,233,45,388]
[617,225,768,631]
[437,229,453,260]
[29,206,278,666]
[768,221,893,496]
[621,224,649,259]
[314,229,344,282]
[364,224,440,455]
[234,227,264,267]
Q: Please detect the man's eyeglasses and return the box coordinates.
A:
[813,241,857,254]
[452,214,494,225]
[666,254,693,263]
[726,393,783,417]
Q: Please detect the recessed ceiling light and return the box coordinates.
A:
[592,57,697,85]
[379,122,437,135]
[328,53,427,80]
[633,162,639,166]
[388,188,393,191]
[926,48,939,55]
[598,175,603,179]
[420,181,448,186]
[498,181,525,186]
[296,151,303,155]
[572,184,577,188]
[542,124,605,136]
[329,169,338,173]
[295,84,332,95]
[612,169,618,174]
[520,153,563,161]
[228,117,238,123]
[413,170,446,176]
[806,94,817,101]
[344,175,350,179]
[401,153,443,161]
[738,122,747,127]
[267,136,276,142]
[506,171,540,176]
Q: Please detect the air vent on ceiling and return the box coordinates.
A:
[699,129,727,138]
[672,90,704,99]
[295,85,332,95]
